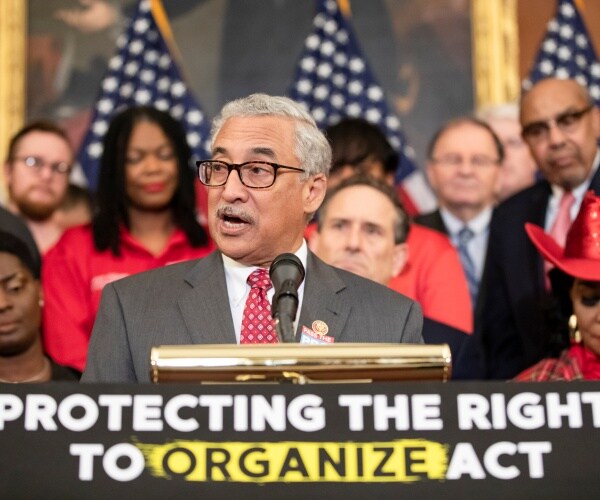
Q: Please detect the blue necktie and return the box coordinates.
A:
[457,226,478,307]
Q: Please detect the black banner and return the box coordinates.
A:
[1,381,598,498]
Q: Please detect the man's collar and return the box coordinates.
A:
[440,206,493,235]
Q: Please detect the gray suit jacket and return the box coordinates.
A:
[82,251,423,382]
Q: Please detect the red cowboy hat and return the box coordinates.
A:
[526,191,600,281]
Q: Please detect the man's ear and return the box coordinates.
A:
[391,242,409,277]
[384,171,395,187]
[425,161,438,191]
[590,106,600,137]
[303,173,327,215]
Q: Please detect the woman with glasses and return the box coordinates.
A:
[42,106,213,372]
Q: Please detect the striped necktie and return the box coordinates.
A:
[457,226,478,307]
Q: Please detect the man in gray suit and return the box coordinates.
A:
[83,94,423,382]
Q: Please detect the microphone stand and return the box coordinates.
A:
[273,279,299,343]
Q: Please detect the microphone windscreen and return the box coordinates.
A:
[269,253,305,289]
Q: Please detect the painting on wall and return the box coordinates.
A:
[26,0,474,168]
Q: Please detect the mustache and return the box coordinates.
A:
[215,205,255,224]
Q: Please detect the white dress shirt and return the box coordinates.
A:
[544,149,600,231]
[222,240,308,343]
[441,206,492,281]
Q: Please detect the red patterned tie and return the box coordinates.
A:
[240,268,278,344]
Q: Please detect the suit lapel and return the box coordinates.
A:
[588,161,600,193]
[432,210,448,235]
[178,251,237,344]
[528,182,552,289]
[296,252,350,343]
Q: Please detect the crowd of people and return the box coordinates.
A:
[1,76,600,383]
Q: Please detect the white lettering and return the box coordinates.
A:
[102,443,145,482]
[373,395,409,431]
[70,443,104,481]
[491,393,507,429]
[483,441,519,480]
[518,441,551,478]
[287,394,324,432]
[338,395,372,431]
[163,395,199,432]
[132,395,163,431]
[546,392,583,428]
[24,394,57,431]
[0,395,23,430]
[412,394,442,430]
[506,393,544,430]
[99,395,132,431]
[457,394,491,430]
[57,394,99,432]
[198,395,232,431]
[251,395,286,431]
[581,392,600,427]
[446,443,486,479]
[233,394,248,431]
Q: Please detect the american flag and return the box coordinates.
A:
[78,0,211,190]
[288,0,435,214]
[524,0,600,104]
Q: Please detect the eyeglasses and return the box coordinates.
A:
[521,105,594,142]
[12,155,72,175]
[196,160,305,189]
[429,154,500,169]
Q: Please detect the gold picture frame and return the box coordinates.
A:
[0,0,26,201]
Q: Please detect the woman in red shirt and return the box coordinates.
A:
[43,106,213,371]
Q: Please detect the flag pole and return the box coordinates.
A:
[150,0,184,67]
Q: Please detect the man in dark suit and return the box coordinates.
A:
[478,77,600,379]
[415,117,504,309]
[83,94,423,382]
[311,175,473,379]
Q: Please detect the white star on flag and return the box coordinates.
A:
[524,0,600,106]
[288,0,436,214]
[78,0,210,189]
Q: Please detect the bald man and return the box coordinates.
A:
[478,78,600,379]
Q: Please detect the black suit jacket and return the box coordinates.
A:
[422,317,476,379]
[477,168,600,379]
[414,210,448,235]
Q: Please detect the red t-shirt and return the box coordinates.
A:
[42,224,213,371]
[389,224,473,333]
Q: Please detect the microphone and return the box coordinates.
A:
[269,253,305,343]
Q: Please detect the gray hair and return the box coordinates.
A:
[210,94,332,179]
[476,102,520,122]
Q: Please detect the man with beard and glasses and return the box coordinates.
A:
[83,94,423,382]
[3,121,74,254]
